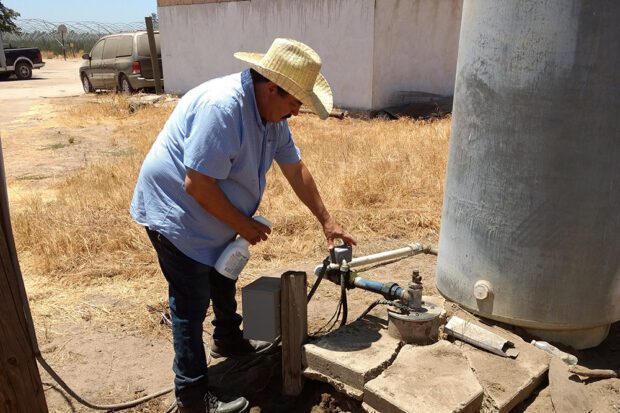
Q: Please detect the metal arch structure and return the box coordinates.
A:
[1,18,149,54]
[10,18,146,35]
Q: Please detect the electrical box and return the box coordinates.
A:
[242,276,281,342]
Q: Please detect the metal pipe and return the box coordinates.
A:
[328,243,427,270]
[313,243,437,277]
[409,286,423,309]
[352,277,404,300]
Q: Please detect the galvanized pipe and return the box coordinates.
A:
[314,243,437,277]
[327,243,431,270]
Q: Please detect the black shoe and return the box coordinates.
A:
[206,391,249,413]
[210,337,272,359]
[178,392,248,413]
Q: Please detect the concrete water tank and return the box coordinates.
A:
[436,0,620,349]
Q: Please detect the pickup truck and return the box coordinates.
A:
[0,47,45,80]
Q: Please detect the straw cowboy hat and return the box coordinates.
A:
[234,38,333,120]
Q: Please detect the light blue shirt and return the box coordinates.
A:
[130,69,301,266]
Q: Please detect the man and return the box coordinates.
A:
[130,38,355,413]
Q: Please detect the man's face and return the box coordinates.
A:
[259,82,303,123]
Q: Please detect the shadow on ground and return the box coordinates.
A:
[209,347,364,413]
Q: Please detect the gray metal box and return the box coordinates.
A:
[242,276,281,341]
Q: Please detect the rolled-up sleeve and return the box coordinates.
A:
[183,103,240,179]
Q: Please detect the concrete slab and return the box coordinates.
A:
[549,357,591,413]
[304,366,364,400]
[363,340,484,413]
[450,312,550,412]
[303,316,403,398]
[518,385,553,413]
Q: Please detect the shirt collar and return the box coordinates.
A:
[241,69,265,132]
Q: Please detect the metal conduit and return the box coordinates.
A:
[326,243,436,271]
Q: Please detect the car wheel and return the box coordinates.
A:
[119,75,134,94]
[81,74,94,93]
[15,62,32,80]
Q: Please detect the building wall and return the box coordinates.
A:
[157,0,463,110]
[158,0,376,109]
[372,0,463,108]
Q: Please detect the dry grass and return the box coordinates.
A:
[11,95,450,338]
[256,115,449,262]
[41,50,84,60]
[13,95,166,278]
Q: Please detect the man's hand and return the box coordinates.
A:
[236,217,271,245]
[322,217,357,249]
[185,169,270,245]
[279,161,357,249]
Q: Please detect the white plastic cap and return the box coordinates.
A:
[474,280,493,300]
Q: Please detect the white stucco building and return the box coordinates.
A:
[157,0,463,111]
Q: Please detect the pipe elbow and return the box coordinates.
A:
[422,244,438,256]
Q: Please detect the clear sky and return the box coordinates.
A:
[4,0,157,24]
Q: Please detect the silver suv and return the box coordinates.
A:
[79,31,163,93]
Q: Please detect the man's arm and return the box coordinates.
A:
[185,168,270,245]
[278,160,356,248]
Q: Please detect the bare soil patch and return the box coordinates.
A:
[3,96,132,188]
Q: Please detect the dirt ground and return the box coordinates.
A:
[1,62,618,413]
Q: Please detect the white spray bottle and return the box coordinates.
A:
[215,216,272,280]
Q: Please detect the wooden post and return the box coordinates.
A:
[0,138,48,412]
[280,271,307,396]
[145,16,163,95]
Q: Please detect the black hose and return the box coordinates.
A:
[307,256,330,303]
[36,354,173,411]
[357,299,410,321]
[311,294,343,336]
[339,270,348,328]
[359,300,381,320]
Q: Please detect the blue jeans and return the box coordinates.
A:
[146,228,242,407]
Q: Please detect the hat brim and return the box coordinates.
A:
[234,52,333,120]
